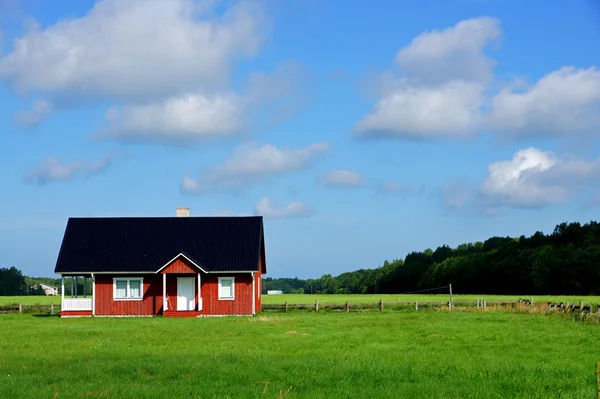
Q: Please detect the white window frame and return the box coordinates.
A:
[258,276,261,299]
[113,277,144,301]
[218,277,235,300]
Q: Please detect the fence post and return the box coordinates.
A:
[530,297,534,306]
[415,302,418,311]
[589,304,594,314]
[579,301,584,313]
[345,301,349,313]
[476,298,479,308]
[51,304,54,315]
[449,284,453,311]
[284,301,288,313]
[18,303,22,314]
[315,300,319,312]
[379,300,384,312]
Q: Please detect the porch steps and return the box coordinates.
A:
[163,311,202,318]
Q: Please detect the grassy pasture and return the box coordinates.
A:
[0,296,62,305]
[3,294,600,307]
[0,312,599,398]
[260,293,600,305]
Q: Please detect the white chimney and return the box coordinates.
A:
[176,207,190,217]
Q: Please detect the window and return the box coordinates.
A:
[218,277,235,300]
[113,278,144,300]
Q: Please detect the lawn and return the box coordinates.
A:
[0,312,598,398]
[3,293,600,307]
[261,293,600,305]
[0,295,62,305]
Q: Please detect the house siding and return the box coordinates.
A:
[94,275,163,316]
[93,271,257,316]
[160,258,199,274]
[200,274,254,315]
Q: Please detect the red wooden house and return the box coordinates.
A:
[54,209,266,317]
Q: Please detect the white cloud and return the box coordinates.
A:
[356,81,484,139]
[356,17,600,142]
[183,142,330,193]
[489,67,600,137]
[395,17,500,85]
[13,100,53,127]
[480,147,600,208]
[97,93,245,141]
[253,197,313,219]
[356,17,499,139]
[94,62,306,142]
[0,0,300,138]
[26,152,115,184]
[319,170,364,188]
[0,0,265,100]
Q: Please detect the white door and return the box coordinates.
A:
[177,277,196,311]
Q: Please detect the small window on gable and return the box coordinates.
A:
[113,278,144,300]
[218,277,235,300]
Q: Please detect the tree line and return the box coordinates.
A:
[0,267,61,296]
[263,221,600,296]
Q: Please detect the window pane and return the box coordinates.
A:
[220,279,233,298]
[115,280,127,298]
[129,280,141,297]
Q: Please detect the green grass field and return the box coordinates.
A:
[0,296,62,305]
[260,293,600,305]
[3,293,600,307]
[0,311,599,398]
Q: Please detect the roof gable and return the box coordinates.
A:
[157,253,207,274]
[54,216,264,274]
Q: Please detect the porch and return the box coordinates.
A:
[61,275,93,315]
[162,272,203,317]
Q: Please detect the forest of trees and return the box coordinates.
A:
[263,221,600,296]
[0,267,61,296]
[3,221,600,297]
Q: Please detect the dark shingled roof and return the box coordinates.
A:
[54,216,265,274]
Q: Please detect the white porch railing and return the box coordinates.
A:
[62,298,92,311]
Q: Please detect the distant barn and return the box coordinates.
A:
[267,290,283,295]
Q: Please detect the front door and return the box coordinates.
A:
[177,277,195,311]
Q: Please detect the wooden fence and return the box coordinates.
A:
[547,301,599,316]
[0,304,59,315]
[262,298,526,313]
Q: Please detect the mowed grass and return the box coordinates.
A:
[261,293,600,305]
[3,294,600,307]
[0,312,599,398]
[0,296,62,305]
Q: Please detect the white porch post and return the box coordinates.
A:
[251,272,256,315]
[61,277,65,309]
[91,273,95,316]
[163,273,167,312]
[197,273,201,311]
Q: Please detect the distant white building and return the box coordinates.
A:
[267,290,284,295]
[38,283,59,296]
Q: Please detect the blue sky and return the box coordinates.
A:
[1,0,600,278]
